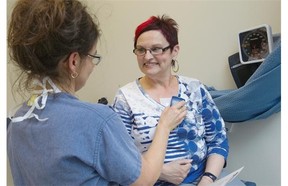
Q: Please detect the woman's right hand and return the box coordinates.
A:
[158,101,187,131]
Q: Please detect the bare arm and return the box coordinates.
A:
[197,154,225,186]
[131,101,187,186]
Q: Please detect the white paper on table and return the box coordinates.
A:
[209,166,244,186]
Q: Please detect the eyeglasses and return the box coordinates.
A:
[87,54,102,65]
[133,45,170,56]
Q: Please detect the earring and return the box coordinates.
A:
[172,59,179,73]
[71,72,79,79]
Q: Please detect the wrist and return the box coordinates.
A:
[202,172,217,182]
[157,121,172,134]
[199,177,213,186]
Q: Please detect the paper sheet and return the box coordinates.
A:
[209,167,244,186]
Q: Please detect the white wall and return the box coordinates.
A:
[7,0,281,185]
[227,113,281,186]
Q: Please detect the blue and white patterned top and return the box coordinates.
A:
[113,75,229,184]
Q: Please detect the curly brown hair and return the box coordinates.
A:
[8,0,100,94]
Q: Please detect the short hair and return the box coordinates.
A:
[134,15,179,49]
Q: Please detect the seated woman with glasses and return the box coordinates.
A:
[113,15,245,186]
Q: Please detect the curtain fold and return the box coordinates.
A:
[207,40,281,123]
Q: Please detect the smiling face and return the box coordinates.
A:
[135,30,179,78]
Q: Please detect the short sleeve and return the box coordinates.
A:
[94,112,141,185]
[112,89,133,134]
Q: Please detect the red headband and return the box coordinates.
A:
[134,16,156,41]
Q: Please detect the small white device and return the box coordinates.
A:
[238,24,273,64]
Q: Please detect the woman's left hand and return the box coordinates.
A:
[159,159,192,185]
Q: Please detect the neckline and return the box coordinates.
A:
[11,77,62,123]
[136,75,181,108]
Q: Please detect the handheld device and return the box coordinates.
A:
[170,96,185,106]
[170,96,186,128]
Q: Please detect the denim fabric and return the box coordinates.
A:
[8,93,141,186]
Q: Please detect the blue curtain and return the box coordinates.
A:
[207,40,281,123]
